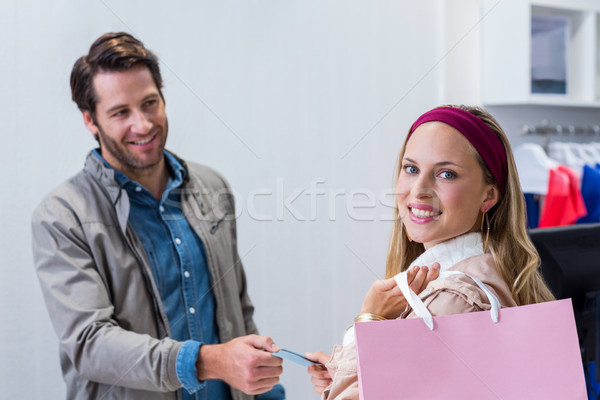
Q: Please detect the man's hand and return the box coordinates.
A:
[197,335,283,395]
[360,264,440,319]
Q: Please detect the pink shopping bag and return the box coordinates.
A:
[355,298,586,399]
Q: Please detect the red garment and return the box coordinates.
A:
[538,166,587,227]
[559,165,587,220]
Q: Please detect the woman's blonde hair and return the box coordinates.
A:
[385,105,554,305]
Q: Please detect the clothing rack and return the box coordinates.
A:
[520,121,600,136]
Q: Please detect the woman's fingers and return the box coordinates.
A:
[407,263,441,293]
[309,368,330,395]
[305,351,331,366]
[409,266,428,293]
[406,265,418,284]
[425,263,440,290]
[306,354,332,395]
[371,277,400,293]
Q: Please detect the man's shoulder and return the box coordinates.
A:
[32,163,107,225]
[181,158,231,191]
[38,167,86,198]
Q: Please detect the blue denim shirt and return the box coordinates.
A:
[93,150,230,400]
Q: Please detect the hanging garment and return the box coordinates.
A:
[577,164,600,224]
[538,166,587,228]
[559,165,587,220]
[593,142,600,163]
[548,142,586,178]
[524,193,542,229]
[514,143,558,195]
[516,143,560,229]
[570,143,598,166]
[581,144,600,165]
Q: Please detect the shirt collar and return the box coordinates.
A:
[92,148,186,192]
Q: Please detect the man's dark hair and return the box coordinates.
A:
[70,32,164,123]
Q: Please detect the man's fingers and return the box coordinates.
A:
[245,334,279,352]
[244,376,281,395]
[238,335,284,369]
[262,354,284,367]
[255,365,283,378]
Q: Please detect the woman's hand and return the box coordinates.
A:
[305,351,332,395]
[360,263,440,319]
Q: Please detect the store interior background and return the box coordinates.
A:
[2,1,599,398]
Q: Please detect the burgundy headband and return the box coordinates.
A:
[407,107,507,192]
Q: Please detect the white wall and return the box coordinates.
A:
[2,1,599,399]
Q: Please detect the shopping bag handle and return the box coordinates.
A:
[394,270,500,330]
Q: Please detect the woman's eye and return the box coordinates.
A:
[404,165,418,174]
[440,171,456,179]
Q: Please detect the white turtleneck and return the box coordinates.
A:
[408,232,484,273]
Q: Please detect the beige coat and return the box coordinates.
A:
[322,251,517,400]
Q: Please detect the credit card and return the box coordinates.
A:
[271,348,321,367]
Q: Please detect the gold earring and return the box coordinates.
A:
[481,209,490,253]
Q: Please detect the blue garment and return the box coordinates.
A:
[256,385,286,399]
[93,150,230,400]
[585,362,600,400]
[524,193,541,229]
[577,165,600,224]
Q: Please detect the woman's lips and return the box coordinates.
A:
[407,204,441,223]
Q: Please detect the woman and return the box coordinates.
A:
[305,105,555,399]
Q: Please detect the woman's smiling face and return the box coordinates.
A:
[396,121,498,249]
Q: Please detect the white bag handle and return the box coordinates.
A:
[394,270,500,330]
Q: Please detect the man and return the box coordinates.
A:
[31,32,284,400]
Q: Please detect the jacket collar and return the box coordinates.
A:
[82,150,191,235]
[84,151,122,202]
[84,149,190,192]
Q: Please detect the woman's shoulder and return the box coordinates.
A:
[449,253,500,281]
[424,253,517,310]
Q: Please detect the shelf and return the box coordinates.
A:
[482,0,600,108]
[484,98,600,108]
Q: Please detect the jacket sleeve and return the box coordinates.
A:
[322,344,360,400]
[422,290,483,316]
[31,199,183,392]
